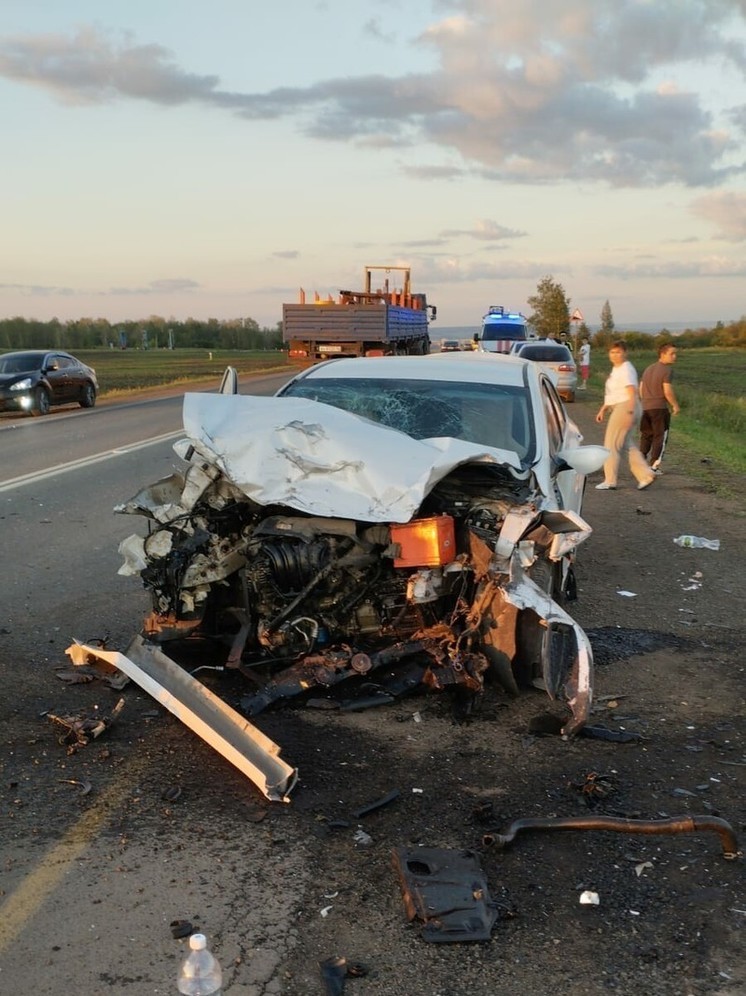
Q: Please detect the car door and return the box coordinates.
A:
[539,376,583,513]
[45,353,72,403]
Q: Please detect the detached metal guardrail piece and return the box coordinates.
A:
[66,635,298,803]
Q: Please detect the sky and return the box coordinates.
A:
[1,0,745,331]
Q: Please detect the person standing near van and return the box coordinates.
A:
[594,341,655,491]
[579,338,591,390]
[639,343,680,472]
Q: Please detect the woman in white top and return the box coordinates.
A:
[594,341,655,490]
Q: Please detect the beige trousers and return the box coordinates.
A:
[602,401,653,486]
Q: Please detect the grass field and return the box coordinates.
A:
[583,346,745,502]
[76,348,289,395]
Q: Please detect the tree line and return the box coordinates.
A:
[527,275,746,350]
[0,315,284,352]
[2,284,744,353]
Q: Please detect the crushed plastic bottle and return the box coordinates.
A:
[177,933,223,996]
[673,535,720,551]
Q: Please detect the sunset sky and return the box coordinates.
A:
[1,0,745,330]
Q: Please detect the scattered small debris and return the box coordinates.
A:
[46,697,125,753]
[320,905,333,918]
[60,639,130,689]
[571,771,615,805]
[319,956,367,995]
[170,919,193,939]
[616,590,637,598]
[54,670,95,685]
[635,861,654,877]
[579,890,600,905]
[472,800,495,824]
[58,778,92,796]
[161,786,183,803]
[353,828,373,848]
[352,789,400,819]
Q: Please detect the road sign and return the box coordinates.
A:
[571,309,584,322]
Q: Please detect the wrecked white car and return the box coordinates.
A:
[71,354,606,802]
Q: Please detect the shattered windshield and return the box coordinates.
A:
[281,376,535,461]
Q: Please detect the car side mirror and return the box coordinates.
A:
[555,444,609,475]
[45,361,59,372]
[472,333,479,342]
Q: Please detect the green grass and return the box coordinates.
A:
[578,347,745,497]
[76,348,289,395]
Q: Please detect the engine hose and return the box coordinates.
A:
[482,815,740,860]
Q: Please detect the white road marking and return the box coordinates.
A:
[0,430,183,492]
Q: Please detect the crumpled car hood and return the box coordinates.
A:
[180,393,530,523]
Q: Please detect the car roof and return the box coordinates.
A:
[295,352,533,388]
[1,349,67,357]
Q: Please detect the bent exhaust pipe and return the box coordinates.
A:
[483,814,740,860]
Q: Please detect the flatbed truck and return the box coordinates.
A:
[283,266,436,364]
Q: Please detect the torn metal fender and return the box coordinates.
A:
[65,636,298,803]
[503,556,593,736]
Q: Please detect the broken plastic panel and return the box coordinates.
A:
[392,846,501,942]
[65,636,298,803]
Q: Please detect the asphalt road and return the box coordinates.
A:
[0,371,299,996]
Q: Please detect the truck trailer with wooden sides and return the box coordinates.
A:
[283,266,436,364]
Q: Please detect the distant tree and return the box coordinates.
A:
[600,300,615,334]
[527,276,570,339]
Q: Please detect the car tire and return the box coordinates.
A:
[32,386,50,416]
[79,382,96,408]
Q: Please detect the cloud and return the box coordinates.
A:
[439,219,527,241]
[272,250,300,259]
[402,164,465,180]
[0,282,74,296]
[106,278,199,295]
[594,256,746,279]
[0,27,221,106]
[409,256,558,283]
[1,3,745,187]
[689,191,746,241]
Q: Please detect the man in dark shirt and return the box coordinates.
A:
[639,343,680,472]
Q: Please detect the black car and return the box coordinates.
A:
[0,350,98,416]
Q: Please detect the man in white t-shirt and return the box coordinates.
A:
[594,341,655,490]
[579,338,591,390]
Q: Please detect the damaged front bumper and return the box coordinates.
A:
[66,635,298,803]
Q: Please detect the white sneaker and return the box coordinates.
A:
[637,477,655,490]
[595,482,616,490]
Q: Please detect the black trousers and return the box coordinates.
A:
[639,407,671,467]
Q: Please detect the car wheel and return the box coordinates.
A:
[32,386,50,416]
[79,382,96,408]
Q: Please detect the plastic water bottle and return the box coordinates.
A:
[673,535,720,551]
[177,933,223,995]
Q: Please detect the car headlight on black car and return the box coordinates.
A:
[10,378,33,391]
